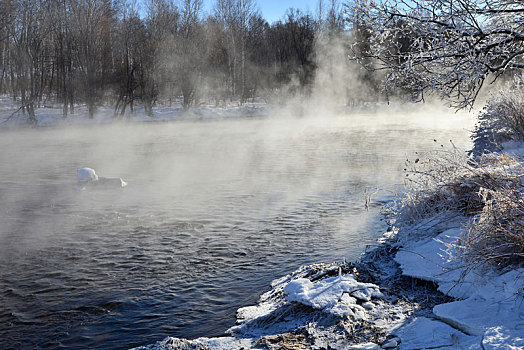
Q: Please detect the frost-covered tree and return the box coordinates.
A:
[348,0,524,108]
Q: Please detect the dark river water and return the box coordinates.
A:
[0,111,474,349]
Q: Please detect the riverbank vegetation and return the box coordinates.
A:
[351,0,524,271]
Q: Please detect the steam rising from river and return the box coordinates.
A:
[0,33,477,350]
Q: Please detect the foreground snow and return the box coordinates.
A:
[395,227,524,347]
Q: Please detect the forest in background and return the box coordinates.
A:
[0,0,382,123]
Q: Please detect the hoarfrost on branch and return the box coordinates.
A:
[349,0,524,108]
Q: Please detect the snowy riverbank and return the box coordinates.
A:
[0,97,269,127]
[133,147,524,349]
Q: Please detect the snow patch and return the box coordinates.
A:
[393,317,481,349]
[283,272,383,318]
[394,220,524,345]
[482,326,524,350]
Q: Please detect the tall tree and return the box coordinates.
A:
[70,0,112,118]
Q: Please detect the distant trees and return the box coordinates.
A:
[0,0,370,120]
[348,0,524,108]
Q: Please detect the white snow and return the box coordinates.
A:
[346,343,380,350]
[76,167,98,182]
[235,302,277,324]
[283,272,383,319]
[76,168,127,188]
[0,99,269,128]
[482,326,524,350]
[393,317,481,349]
[394,226,524,347]
[196,336,253,349]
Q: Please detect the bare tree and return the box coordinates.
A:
[176,0,204,110]
[349,0,524,108]
[10,0,53,124]
[214,0,258,103]
[70,0,111,118]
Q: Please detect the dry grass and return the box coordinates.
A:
[394,143,524,268]
[462,185,524,268]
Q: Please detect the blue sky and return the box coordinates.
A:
[202,0,320,23]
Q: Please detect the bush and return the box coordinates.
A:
[462,180,524,268]
[395,144,524,268]
[471,75,524,156]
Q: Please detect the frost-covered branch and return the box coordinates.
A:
[347,0,524,108]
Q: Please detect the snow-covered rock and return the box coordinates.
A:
[76,168,127,188]
[76,167,98,182]
[283,272,383,319]
[131,336,252,350]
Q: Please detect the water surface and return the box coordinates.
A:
[0,112,473,349]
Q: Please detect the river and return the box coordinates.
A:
[0,110,474,349]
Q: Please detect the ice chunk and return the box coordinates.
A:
[75,168,127,188]
[96,177,127,188]
[434,294,524,337]
[394,228,478,298]
[393,317,481,349]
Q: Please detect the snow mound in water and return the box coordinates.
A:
[76,167,98,182]
[76,168,127,188]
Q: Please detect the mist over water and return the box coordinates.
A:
[0,111,474,349]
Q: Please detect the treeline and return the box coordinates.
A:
[0,0,352,122]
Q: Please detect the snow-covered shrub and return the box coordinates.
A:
[471,76,524,156]
[394,146,522,241]
[462,183,524,268]
[394,142,524,268]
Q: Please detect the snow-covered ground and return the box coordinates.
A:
[0,96,269,127]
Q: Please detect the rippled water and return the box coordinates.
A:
[0,112,473,349]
